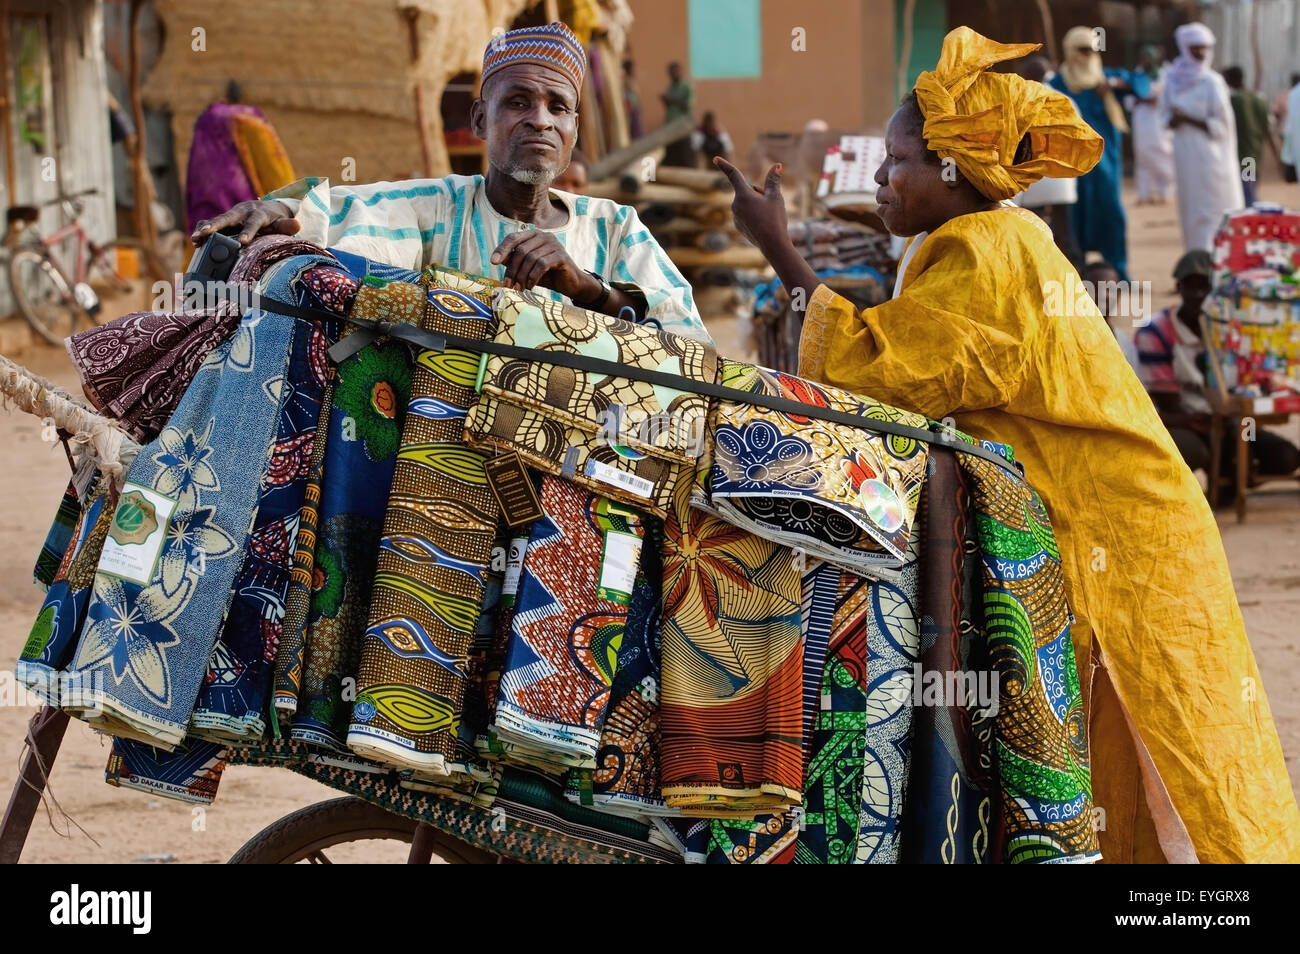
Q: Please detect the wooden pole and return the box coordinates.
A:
[0,707,70,865]
[126,0,156,250]
[586,114,693,181]
[896,0,915,102]
[404,8,436,178]
[1034,0,1057,64]
[0,0,16,206]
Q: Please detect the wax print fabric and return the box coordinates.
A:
[290,275,415,750]
[564,532,667,816]
[18,484,114,703]
[901,449,998,863]
[345,265,499,774]
[66,236,331,443]
[33,477,83,589]
[493,477,644,773]
[658,479,805,815]
[464,288,716,518]
[190,290,336,741]
[105,736,227,805]
[63,299,299,749]
[706,359,928,574]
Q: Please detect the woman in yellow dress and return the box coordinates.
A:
[716,26,1299,864]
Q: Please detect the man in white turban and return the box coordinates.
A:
[1159,22,1244,251]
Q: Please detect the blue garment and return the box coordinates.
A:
[67,303,300,749]
[106,736,227,804]
[17,487,110,703]
[289,250,415,751]
[1050,69,1150,280]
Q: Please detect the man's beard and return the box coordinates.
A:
[500,157,558,187]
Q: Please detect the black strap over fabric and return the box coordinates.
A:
[241,289,1023,477]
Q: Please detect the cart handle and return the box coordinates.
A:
[0,352,140,488]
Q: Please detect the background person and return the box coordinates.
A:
[552,146,589,194]
[1282,73,1300,185]
[1050,25,1148,281]
[1128,44,1175,205]
[1159,22,1244,251]
[1135,250,1300,486]
[1224,65,1277,207]
[661,61,696,167]
[690,111,733,165]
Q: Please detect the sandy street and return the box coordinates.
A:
[0,181,1297,863]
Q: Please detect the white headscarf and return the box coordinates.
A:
[1167,22,1215,93]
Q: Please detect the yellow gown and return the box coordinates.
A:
[799,205,1300,863]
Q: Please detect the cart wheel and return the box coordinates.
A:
[227,796,497,864]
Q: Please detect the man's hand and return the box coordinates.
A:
[490,230,601,302]
[714,157,788,254]
[191,199,300,246]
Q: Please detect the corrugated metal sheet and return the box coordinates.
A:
[1203,0,1300,102]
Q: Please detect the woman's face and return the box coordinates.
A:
[874,107,954,236]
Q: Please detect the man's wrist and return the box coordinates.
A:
[575,270,611,310]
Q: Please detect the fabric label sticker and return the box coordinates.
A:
[98,482,177,585]
[585,459,654,500]
[485,451,545,526]
[598,529,643,605]
[501,535,529,605]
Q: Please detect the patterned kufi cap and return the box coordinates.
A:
[482,21,586,95]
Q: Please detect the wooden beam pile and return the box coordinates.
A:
[586,124,772,275]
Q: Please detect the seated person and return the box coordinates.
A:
[552,147,589,195]
[191,21,707,342]
[1083,258,1138,367]
[1135,249,1300,481]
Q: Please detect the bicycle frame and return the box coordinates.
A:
[30,218,95,292]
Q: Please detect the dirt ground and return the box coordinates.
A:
[0,179,1297,864]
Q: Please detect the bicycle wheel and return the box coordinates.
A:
[8,247,78,347]
[227,796,497,864]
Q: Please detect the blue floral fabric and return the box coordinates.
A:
[64,305,299,749]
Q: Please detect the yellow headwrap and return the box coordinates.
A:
[912,27,1104,201]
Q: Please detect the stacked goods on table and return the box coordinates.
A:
[754,218,897,374]
[1204,205,1300,410]
[13,235,1101,864]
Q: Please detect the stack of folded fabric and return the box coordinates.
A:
[786,219,896,274]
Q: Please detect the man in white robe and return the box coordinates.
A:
[1158,22,1243,251]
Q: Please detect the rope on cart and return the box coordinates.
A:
[0,352,140,489]
[16,711,101,847]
